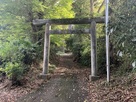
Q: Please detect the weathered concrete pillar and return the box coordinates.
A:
[89,21,99,81]
[42,23,50,75]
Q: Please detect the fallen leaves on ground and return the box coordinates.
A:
[0,62,44,102]
[88,73,136,102]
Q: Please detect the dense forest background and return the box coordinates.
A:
[0,0,136,85]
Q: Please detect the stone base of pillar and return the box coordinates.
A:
[89,75,100,81]
[39,73,51,80]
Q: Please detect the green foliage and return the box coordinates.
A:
[0,38,38,84]
[72,0,90,17]
[0,0,36,82]
[0,0,75,85]
[110,0,136,72]
[97,36,106,74]
[45,0,74,19]
[17,40,38,65]
[0,68,4,72]
[115,55,132,75]
[49,64,56,74]
[4,62,24,81]
[0,39,37,64]
[67,0,90,65]
[65,0,106,72]
[47,0,74,53]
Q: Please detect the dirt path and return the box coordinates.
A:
[1,53,136,102]
[17,53,89,102]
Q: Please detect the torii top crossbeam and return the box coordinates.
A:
[33,17,105,25]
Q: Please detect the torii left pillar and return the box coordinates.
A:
[89,21,99,81]
[40,23,50,77]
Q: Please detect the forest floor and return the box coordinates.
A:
[0,53,136,102]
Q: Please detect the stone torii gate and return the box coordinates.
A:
[33,17,105,81]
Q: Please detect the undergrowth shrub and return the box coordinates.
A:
[65,35,120,75]
[115,54,134,76]
[49,42,61,65]
[97,36,106,74]
[0,39,38,85]
[4,62,23,84]
[110,0,136,75]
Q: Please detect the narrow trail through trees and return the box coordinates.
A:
[17,53,90,102]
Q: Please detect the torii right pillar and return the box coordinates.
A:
[89,21,99,81]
